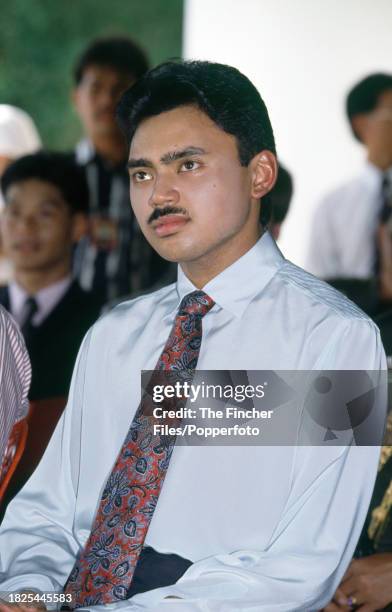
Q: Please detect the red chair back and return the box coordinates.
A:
[0,419,28,503]
[17,397,67,480]
[0,397,67,510]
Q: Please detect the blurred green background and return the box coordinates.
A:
[0,0,183,149]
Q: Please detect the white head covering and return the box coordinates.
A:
[0,105,41,158]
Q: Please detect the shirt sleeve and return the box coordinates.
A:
[0,328,93,599]
[81,318,385,612]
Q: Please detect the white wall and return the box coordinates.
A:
[183,0,392,266]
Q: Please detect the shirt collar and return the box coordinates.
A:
[173,231,285,319]
[75,138,128,172]
[362,160,388,190]
[75,138,96,165]
[9,275,73,325]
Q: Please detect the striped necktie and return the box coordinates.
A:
[64,290,215,609]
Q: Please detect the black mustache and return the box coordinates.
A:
[148,206,187,224]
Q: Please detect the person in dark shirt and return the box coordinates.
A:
[72,36,175,304]
[0,152,101,400]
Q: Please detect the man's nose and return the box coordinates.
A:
[148,175,180,208]
[16,215,39,233]
[102,87,120,108]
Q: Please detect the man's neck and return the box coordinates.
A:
[90,133,128,166]
[14,264,71,295]
[367,152,392,172]
[180,228,263,289]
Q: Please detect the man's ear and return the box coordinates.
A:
[71,213,88,243]
[250,151,278,199]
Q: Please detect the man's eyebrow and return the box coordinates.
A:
[160,147,207,164]
[127,147,208,170]
[127,158,154,169]
[5,198,61,209]
[39,199,63,208]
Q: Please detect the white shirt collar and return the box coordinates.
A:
[9,275,73,326]
[174,231,285,319]
[75,139,95,165]
[362,160,390,190]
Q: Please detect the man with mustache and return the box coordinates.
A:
[72,37,175,306]
[0,61,386,611]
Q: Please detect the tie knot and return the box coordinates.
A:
[178,290,215,317]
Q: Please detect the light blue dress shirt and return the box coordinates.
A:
[0,232,386,611]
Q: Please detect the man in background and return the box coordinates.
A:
[0,152,101,501]
[0,151,101,399]
[72,36,175,305]
[307,73,392,286]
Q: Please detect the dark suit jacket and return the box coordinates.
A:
[0,280,101,400]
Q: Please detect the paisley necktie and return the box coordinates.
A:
[64,290,215,608]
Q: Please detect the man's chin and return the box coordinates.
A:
[152,245,205,265]
[143,229,202,263]
[152,250,182,263]
[12,260,49,272]
[147,242,186,263]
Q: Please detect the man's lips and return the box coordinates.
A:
[151,215,189,237]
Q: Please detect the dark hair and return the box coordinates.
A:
[346,73,392,140]
[260,164,293,226]
[74,36,149,85]
[117,60,276,166]
[1,152,89,214]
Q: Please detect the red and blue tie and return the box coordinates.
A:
[64,290,215,608]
